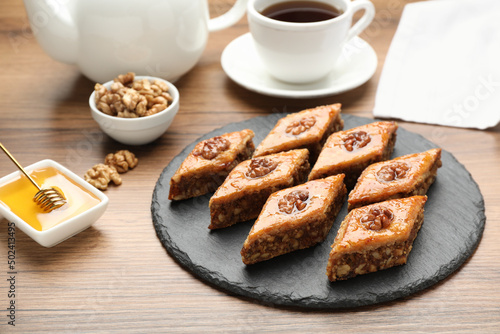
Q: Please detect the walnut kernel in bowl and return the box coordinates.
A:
[94,72,173,118]
[89,75,180,145]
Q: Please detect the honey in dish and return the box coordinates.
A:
[0,166,101,231]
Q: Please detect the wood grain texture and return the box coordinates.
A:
[0,0,499,332]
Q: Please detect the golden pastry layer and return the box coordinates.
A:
[348,148,442,210]
[241,174,346,265]
[209,149,310,229]
[309,121,398,188]
[326,196,427,281]
[253,104,343,162]
[169,129,255,200]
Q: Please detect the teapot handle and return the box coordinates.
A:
[208,0,248,32]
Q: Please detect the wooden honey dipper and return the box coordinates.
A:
[0,142,66,212]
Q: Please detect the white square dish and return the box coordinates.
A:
[0,159,108,247]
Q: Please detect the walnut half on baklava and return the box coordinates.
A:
[241,174,347,265]
[253,104,344,162]
[326,195,427,282]
[348,148,442,211]
[208,149,310,230]
[309,121,398,188]
[168,129,255,200]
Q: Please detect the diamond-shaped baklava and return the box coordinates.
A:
[348,148,442,210]
[241,174,347,265]
[253,104,344,162]
[169,129,255,200]
[209,149,310,229]
[326,195,427,282]
[309,121,398,188]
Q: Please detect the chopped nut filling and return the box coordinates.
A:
[342,131,371,152]
[285,116,316,136]
[278,190,309,214]
[194,136,231,160]
[246,158,279,179]
[360,207,394,231]
[377,162,410,182]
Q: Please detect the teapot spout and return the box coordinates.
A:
[23,0,77,64]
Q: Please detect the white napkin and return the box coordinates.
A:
[373,0,500,129]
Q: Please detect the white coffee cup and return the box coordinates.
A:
[247,0,375,84]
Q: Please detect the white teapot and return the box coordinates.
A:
[23,0,248,82]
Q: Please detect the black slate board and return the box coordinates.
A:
[151,114,485,308]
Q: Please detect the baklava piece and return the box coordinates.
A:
[253,104,343,162]
[326,195,427,282]
[209,149,310,229]
[348,148,442,211]
[241,174,346,265]
[168,129,255,200]
[309,121,398,188]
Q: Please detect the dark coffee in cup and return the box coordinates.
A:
[261,1,342,23]
[248,0,374,83]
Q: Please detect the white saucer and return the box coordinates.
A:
[221,33,378,99]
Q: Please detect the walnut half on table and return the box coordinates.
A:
[84,164,122,190]
[105,150,138,173]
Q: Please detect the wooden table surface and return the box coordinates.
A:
[1,0,499,332]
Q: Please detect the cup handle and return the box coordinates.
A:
[345,0,375,42]
[208,0,248,32]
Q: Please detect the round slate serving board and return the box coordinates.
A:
[151,114,485,308]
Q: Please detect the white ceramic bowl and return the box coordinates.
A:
[89,76,180,145]
[0,159,108,247]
